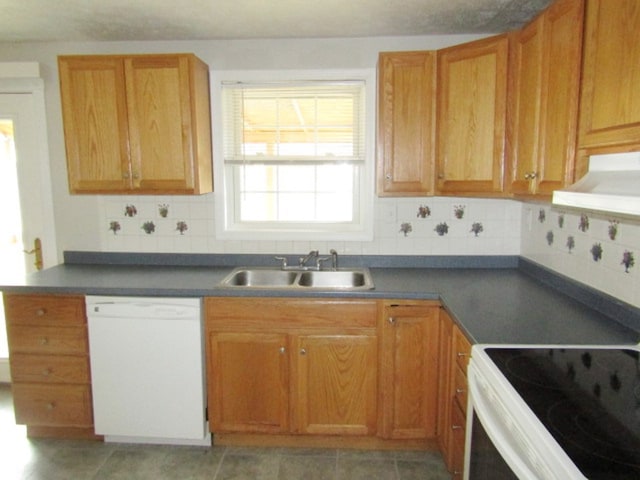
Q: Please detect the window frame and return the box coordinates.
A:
[212,69,375,241]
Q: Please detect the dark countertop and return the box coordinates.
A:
[2,253,639,346]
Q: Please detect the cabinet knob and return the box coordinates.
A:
[36,308,46,316]
[300,348,307,356]
[46,402,55,410]
[452,424,463,430]
[279,346,286,354]
[132,173,140,180]
[438,173,445,179]
[122,172,130,179]
[388,317,396,324]
[455,388,466,394]
[40,337,49,345]
[42,368,52,377]
[385,174,392,180]
[456,352,468,358]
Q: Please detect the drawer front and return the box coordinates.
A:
[453,327,471,374]
[12,384,93,427]
[4,294,86,327]
[10,354,90,384]
[453,364,468,414]
[7,325,88,355]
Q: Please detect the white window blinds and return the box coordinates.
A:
[222,82,366,164]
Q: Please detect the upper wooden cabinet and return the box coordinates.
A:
[59,54,213,194]
[579,0,640,150]
[376,51,436,196]
[508,0,584,196]
[436,35,509,196]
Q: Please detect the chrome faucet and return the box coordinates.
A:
[330,249,338,270]
[299,250,319,269]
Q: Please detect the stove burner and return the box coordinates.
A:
[547,399,640,478]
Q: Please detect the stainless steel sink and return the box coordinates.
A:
[219,267,374,290]
[297,270,370,288]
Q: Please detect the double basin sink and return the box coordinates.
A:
[220,267,374,291]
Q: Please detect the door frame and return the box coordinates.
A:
[0,64,58,382]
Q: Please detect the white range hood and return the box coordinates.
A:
[552,151,640,217]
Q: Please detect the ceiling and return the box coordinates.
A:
[1,0,554,43]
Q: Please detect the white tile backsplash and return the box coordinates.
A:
[521,202,639,308]
[94,194,638,308]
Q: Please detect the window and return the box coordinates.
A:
[215,71,374,241]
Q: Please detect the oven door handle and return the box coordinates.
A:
[467,364,556,480]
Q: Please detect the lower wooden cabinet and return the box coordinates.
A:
[208,332,289,433]
[438,308,472,477]
[205,297,378,438]
[379,300,440,440]
[3,293,96,438]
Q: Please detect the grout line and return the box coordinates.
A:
[211,445,228,480]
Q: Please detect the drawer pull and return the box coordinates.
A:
[36,308,47,316]
[452,424,463,430]
[456,388,466,394]
[40,337,49,345]
[456,352,468,358]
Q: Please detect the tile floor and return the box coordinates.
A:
[0,383,451,480]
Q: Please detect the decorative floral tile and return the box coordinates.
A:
[141,221,155,234]
[578,213,589,232]
[124,204,137,217]
[557,213,565,228]
[566,235,575,253]
[470,222,483,237]
[416,205,431,218]
[546,230,554,246]
[435,222,449,236]
[454,205,465,219]
[621,251,635,273]
[590,243,603,262]
[158,204,169,218]
[399,222,412,237]
[176,221,188,235]
[608,220,619,240]
[538,208,546,223]
[109,221,121,235]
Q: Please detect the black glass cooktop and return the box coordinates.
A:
[486,347,640,480]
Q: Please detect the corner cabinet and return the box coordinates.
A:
[59,54,213,194]
[3,293,97,439]
[508,0,584,197]
[205,297,378,441]
[376,51,436,196]
[578,0,640,151]
[378,300,440,440]
[436,35,509,196]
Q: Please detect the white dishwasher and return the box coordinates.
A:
[86,296,210,446]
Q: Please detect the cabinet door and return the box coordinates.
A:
[125,55,197,192]
[208,332,289,433]
[437,35,508,195]
[508,17,544,196]
[536,0,583,195]
[292,334,377,436]
[579,0,640,149]
[379,303,440,439]
[59,56,131,193]
[377,51,436,196]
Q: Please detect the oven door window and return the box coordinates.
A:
[468,411,519,479]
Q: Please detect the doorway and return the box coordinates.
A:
[0,78,58,381]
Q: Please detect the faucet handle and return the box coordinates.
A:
[274,256,288,269]
[316,256,331,270]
